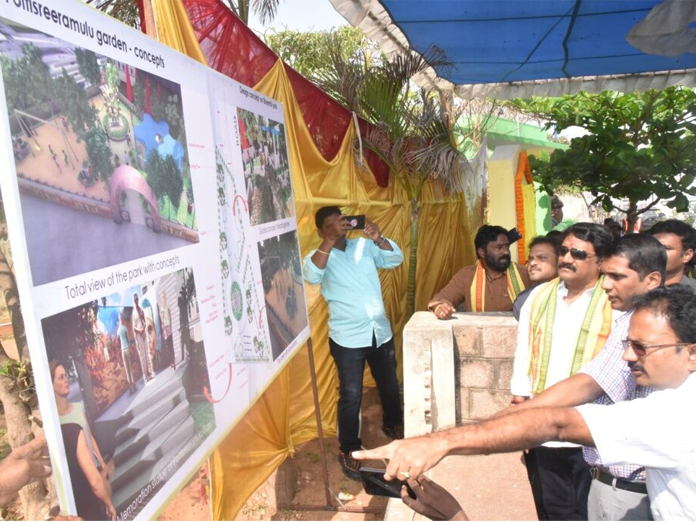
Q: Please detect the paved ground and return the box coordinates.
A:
[21,193,192,285]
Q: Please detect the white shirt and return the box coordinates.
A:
[577,372,696,521]
[511,280,620,397]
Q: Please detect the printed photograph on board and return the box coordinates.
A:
[257,230,308,360]
[41,268,214,521]
[237,108,293,226]
[0,20,198,286]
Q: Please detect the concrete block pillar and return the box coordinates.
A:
[402,312,457,437]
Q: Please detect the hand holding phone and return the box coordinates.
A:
[360,467,416,499]
[343,215,366,230]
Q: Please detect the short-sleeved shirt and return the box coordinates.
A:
[579,310,654,479]
[303,237,403,348]
[432,263,529,312]
[675,276,696,292]
[118,324,130,351]
[577,372,696,521]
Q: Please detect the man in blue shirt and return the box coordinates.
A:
[303,206,404,480]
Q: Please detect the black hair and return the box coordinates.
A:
[529,235,560,256]
[474,225,509,255]
[545,230,564,244]
[633,286,696,344]
[610,233,666,282]
[648,219,696,254]
[314,206,341,229]
[563,222,615,259]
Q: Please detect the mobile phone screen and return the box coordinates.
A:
[344,215,366,230]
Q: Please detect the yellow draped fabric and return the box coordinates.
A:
[151,6,476,519]
[151,1,209,65]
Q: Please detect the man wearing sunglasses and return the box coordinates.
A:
[354,286,696,521]
[511,234,665,520]
[510,223,616,520]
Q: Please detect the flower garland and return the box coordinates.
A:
[515,151,534,263]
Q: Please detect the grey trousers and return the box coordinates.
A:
[588,478,652,521]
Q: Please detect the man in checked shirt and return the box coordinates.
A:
[512,233,666,520]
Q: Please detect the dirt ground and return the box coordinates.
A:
[157,386,392,522]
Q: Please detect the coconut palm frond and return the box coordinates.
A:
[87,0,141,28]
[311,34,367,110]
[252,0,282,25]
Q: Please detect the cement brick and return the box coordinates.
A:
[481,325,518,358]
[457,388,470,425]
[496,359,515,391]
[469,389,511,420]
[460,358,494,388]
[454,326,480,356]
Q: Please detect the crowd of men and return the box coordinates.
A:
[7,208,694,521]
[352,217,696,521]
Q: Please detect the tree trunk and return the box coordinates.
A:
[406,199,419,318]
[626,200,639,233]
[0,362,49,521]
[0,231,51,519]
[0,239,28,359]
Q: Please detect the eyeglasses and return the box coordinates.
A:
[559,246,595,261]
[620,340,691,357]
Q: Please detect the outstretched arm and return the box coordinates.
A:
[354,406,593,480]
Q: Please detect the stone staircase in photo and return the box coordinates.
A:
[105,363,197,512]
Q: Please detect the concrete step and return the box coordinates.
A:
[114,386,187,445]
[118,370,185,421]
[110,414,195,492]
[111,422,197,512]
[113,400,190,466]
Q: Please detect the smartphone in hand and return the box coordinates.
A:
[360,467,416,499]
[344,215,366,230]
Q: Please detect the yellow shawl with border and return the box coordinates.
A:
[470,261,525,312]
[528,276,612,394]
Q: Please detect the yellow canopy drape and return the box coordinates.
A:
[151,6,476,518]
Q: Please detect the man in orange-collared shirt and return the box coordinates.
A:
[428,225,529,318]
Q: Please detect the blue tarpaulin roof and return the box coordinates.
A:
[330,0,696,98]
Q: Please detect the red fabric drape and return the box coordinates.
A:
[181,0,390,187]
[125,66,133,103]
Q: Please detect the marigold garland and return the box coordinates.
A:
[515,151,534,263]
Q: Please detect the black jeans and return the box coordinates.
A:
[524,446,592,521]
[329,336,403,453]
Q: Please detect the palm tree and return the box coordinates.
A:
[88,0,284,26]
[315,41,497,317]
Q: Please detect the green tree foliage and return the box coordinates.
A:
[0,44,52,113]
[145,148,166,201]
[133,71,147,119]
[84,126,114,188]
[75,48,101,87]
[54,70,98,139]
[162,155,183,213]
[508,88,696,228]
[102,61,122,127]
[164,94,184,142]
[265,26,377,78]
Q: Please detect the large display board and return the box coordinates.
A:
[0,1,309,520]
